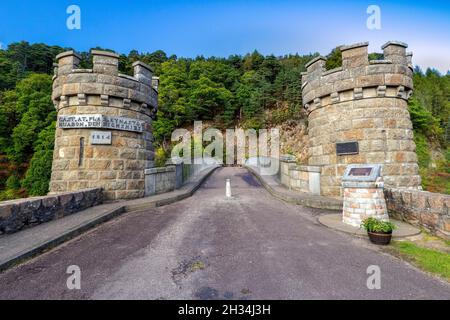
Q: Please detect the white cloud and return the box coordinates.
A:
[409,41,450,74]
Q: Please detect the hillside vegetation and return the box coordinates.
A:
[0,41,448,199]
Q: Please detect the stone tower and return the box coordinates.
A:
[302,41,421,197]
[50,50,157,200]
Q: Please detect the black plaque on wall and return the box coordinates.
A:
[336,142,359,156]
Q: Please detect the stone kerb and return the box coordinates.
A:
[302,41,413,114]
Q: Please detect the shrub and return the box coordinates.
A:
[361,217,396,233]
[414,132,431,168]
[21,121,55,196]
[5,174,21,190]
[154,147,168,167]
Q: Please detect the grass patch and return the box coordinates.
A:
[389,240,450,282]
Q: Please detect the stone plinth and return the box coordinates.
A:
[50,50,158,200]
[341,164,388,227]
[342,181,389,227]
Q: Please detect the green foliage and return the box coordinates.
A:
[409,97,443,140]
[391,240,450,281]
[325,47,342,70]
[5,174,21,190]
[414,132,431,168]
[412,68,449,145]
[6,74,54,164]
[5,41,65,75]
[21,122,55,196]
[0,51,21,90]
[361,217,396,233]
[154,147,168,167]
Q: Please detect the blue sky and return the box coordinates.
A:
[0,0,449,72]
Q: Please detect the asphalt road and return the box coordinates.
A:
[0,167,449,300]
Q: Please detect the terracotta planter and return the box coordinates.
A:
[367,230,393,245]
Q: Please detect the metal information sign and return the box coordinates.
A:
[342,164,381,182]
[58,114,144,133]
[336,141,359,156]
[348,167,372,177]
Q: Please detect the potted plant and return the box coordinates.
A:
[361,217,396,245]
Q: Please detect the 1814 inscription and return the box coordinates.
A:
[58,114,144,133]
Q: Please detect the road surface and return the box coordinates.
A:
[0,167,449,299]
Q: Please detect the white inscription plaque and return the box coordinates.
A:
[90,131,112,145]
[58,114,144,133]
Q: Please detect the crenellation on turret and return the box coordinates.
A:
[152,76,160,91]
[56,50,82,75]
[341,42,369,69]
[305,56,326,73]
[133,61,153,87]
[382,41,408,65]
[302,41,414,110]
[92,50,119,76]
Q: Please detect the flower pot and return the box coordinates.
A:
[367,231,393,245]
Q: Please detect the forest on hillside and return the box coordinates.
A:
[0,41,448,200]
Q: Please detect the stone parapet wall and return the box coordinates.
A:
[279,156,321,195]
[145,162,216,196]
[302,41,420,197]
[0,188,103,235]
[145,166,177,196]
[50,50,158,200]
[384,188,450,239]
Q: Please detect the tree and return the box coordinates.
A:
[5,74,54,164]
[326,47,342,70]
[0,51,21,90]
[21,122,55,196]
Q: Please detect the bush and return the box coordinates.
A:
[361,217,396,233]
[414,132,431,168]
[21,122,55,196]
[154,147,168,167]
[5,174,21,190]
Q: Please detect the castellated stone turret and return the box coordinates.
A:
[50,50,158,200]
[302,41,421,197]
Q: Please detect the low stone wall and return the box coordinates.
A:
[144,166,176,196]
[0,188,103,235]
[384,188,450,239]
[145,161,217,196]
[279,156,321,195]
